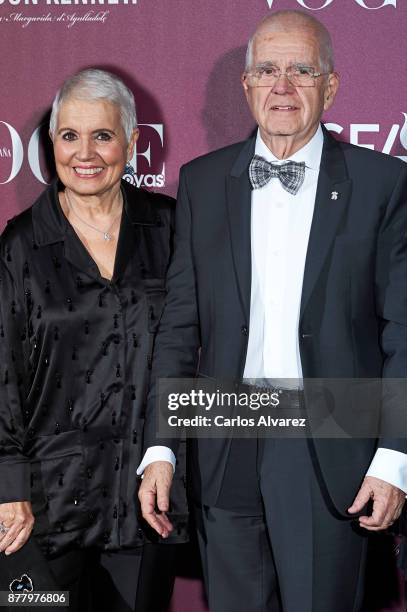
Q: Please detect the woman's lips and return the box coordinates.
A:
[73,167,104,178]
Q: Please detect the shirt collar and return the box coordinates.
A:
[30,178,164,285]
[254,123,323,171]
[32,178,160,247]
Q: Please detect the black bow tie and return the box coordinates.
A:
[249,155,306,195]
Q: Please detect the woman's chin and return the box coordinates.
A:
[61,178,110,197]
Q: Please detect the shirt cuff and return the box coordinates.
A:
[0,461,31,503]
[136,446,176,476]
[366,448,407,495]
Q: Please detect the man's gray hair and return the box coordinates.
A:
[245,10,334,73]
[49,68,137,142]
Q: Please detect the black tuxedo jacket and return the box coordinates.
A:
[145,126,407,515]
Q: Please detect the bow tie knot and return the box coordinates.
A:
[249,155,306,195]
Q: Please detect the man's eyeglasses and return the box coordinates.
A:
[243,63,329,88]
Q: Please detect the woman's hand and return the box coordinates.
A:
[0,501,34,555]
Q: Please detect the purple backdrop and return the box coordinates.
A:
[1,0,407,609]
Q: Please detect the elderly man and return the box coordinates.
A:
[139,10,407,612]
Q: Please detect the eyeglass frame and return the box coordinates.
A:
[242,62,330,88]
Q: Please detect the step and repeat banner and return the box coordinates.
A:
[1,0,407,610]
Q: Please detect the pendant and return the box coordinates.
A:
[103,232,112,241]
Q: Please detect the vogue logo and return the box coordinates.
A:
[265,0,396,9]
[0,122,165,187]
[1,117,406,185]
[126,123,165,188]
[325,113,407,162]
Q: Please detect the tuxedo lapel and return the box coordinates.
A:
[226,137,256,320]
[300,128,352,320]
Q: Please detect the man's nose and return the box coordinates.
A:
[271,73,295,94]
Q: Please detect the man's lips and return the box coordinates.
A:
[270,105,298,111]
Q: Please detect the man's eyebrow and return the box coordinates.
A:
[291,62,314,68]
[254,61,277,67]
[254,60,314,68]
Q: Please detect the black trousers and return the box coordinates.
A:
[0,540,177,612]
[195,437,368,612]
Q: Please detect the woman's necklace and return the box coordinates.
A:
[64,189,123,242]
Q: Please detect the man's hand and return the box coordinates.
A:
[138,461,174,538]
[0,501,34,555]
[348,476,405,531]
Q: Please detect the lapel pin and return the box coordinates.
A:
[331,191,339,201]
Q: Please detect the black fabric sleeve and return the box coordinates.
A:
[376,164,407,453]
[144,166,201,456]
[0,256,31,502]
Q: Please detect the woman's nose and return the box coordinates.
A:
[75,137,95,161]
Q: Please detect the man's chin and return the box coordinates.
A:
[265,127,299,138]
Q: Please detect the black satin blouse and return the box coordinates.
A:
[0,179,188,557]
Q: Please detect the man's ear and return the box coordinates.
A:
[324,72,339,111]
[241,73,251,103]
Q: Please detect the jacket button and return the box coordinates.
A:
[241,325,248,336]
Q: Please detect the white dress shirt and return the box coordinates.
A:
[243,126,323,382]
[139,126,407,495]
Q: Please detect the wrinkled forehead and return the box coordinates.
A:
[251,27,322,68]
[57,97,121,127]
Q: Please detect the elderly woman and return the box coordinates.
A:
[0,69,187,611]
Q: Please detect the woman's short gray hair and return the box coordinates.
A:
[49,68,137,142]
